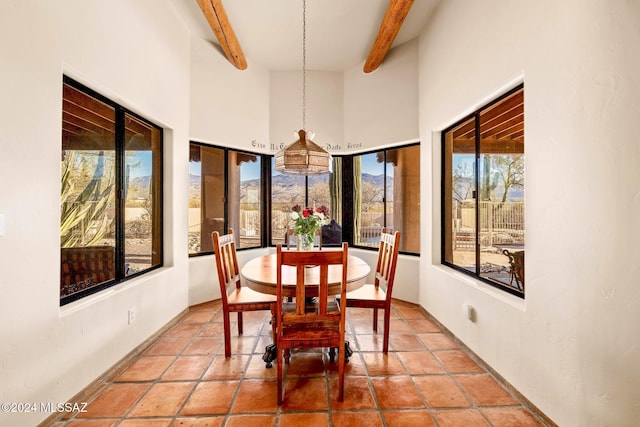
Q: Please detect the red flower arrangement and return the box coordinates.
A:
[290,205,330,249]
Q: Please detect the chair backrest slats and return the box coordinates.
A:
[277,244,348,321]
[212,229,241,302]
[295,265,305,315]
[374,228,401,295]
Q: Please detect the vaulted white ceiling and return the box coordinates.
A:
[170,0,439,72]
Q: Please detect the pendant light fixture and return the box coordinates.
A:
[274,0,331,175]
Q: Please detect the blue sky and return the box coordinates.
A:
[189,156,261,181]
[128,151,152,178]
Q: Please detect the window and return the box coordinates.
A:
[442,85,525,296]
[188,143,263,254]
[353,145,420,253]
[271,157,343,246]
[189,144,419,255]
[61,76,163,305]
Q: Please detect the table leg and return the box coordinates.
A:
[344,341,353,360]
[262,341,353,368]
[262,344,277,368]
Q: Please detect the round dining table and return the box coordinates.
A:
[241,251,370,367]
[240,252,371,297]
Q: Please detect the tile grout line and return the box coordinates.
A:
[48,301,554,426]
[418,305,556,426]
[225,314,273,424]
[117,315,211,425]
[171,306,225,425]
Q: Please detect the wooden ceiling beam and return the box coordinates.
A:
[63,100,114,134]
[452,118,476,139]
[63,113,110,137]
[479,90,523,123]
[509,129,524,140]
[491,121,524,140]
[481,112,524,139]
[63,84,115,123]
[480,113,524,139]
[452,88,524,140]
[480,104,523,133]
[453,139,524,154]
[363,0,414,73]
[124,115,154,139]
[197,0,247,70]
[62,135,117,151]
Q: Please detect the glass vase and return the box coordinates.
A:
[298,232,315,251]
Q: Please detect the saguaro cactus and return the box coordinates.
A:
[60,151,115,248]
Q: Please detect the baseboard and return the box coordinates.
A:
[39,307,190,427]
[415,303,558,427]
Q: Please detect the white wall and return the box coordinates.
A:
[0,1,191,425]
[190,37,271,152]
[344,38,420,150]
[418,1,640,426]
[270,70,344,154]
[350,250,420,304]
[188,36,272,305]
[342,41,421,302]
[270,39,420,155]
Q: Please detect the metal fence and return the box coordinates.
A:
[189,208,396,249]
[454,200,524,249]
[241,209,260,236]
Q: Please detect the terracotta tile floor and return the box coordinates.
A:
[49,300,552,426]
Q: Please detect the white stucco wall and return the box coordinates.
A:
[189,37,271,152]
[269,70,344,154]
[419,1,640,426]
[344,38,420,150]
[187,36,272,305]
[0,1,191,425]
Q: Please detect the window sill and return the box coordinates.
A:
[436,264,526,311]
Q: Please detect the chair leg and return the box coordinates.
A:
[382,308,391,354]
[344,341,353,361]
[263,306,277,368]
[337,343,345,402]
[223,312,232,358]
[372,308,378,332]
[270,310,276,343]
[277,345,284,405]
[237,312,243,335]
[262,344,276,368]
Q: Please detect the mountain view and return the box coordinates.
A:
[187,173,393,205]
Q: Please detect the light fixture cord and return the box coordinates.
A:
[302,0,306,131]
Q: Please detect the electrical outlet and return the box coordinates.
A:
[128,307,136,325]
[463,304,475,322]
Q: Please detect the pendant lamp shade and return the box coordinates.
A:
[275,130,331,175]
[274,0,331,175]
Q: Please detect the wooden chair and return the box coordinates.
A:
[342,228,400,354]
[212,229,277,358]
[275,243,349,404]
[286,227,322,250]
[502,249,525,291]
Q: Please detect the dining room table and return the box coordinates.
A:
[240,250,371,367]
[241,252,371,297]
